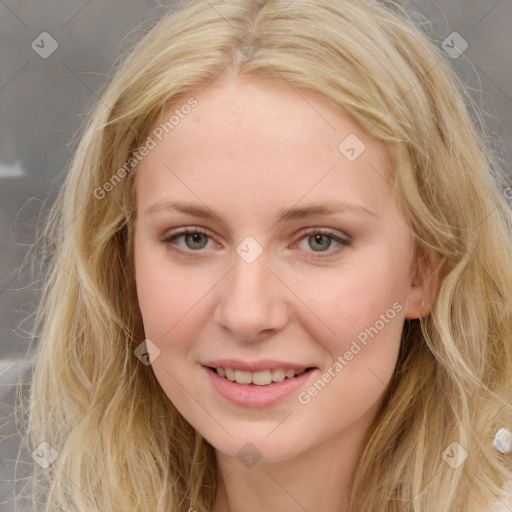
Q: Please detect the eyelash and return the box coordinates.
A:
[159,226,351,259]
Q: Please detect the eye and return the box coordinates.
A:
[160,226,214,253]
[294,228,351,258]
[159,226,351,258]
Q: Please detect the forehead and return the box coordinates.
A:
[136,76,393,219]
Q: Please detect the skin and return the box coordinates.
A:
[133,73,438,512]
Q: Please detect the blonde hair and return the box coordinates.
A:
[11,0,512,510]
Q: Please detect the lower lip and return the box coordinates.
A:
[203,366,317,407]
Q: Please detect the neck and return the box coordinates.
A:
[213,410,376,512]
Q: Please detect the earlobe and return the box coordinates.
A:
[403,250,442,320]
[404,283,428,320]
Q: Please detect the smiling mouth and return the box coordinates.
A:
[206,366,315,386]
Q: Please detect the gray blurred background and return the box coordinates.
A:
[1,0,511,362]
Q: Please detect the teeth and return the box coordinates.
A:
[214,367,308,385]
[234,370,252,384]
[252,370,272,386]
[271,368,286,382]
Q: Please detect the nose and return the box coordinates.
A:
[213,248,289,342]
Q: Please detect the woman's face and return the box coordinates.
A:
[133,75,426,464]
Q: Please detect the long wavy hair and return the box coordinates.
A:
[12,0,512,510]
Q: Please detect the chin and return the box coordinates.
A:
[205,430,308,466]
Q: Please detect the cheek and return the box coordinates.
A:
[295,269,404,430]
[134,238,202,341]
[292,256,406,415]
[294,255,407,350]
[133,240,201,407]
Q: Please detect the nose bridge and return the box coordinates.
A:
[214,240,288,341]
[232,252,267,298]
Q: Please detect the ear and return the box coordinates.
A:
[404,246,443,320]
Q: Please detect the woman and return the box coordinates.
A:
[12,0,512,510]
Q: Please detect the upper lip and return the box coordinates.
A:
[202,359,315,372]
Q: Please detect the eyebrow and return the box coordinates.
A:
[144,200,377,224]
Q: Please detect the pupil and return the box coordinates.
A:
[187,233,206,249]
[311,234,330,251]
